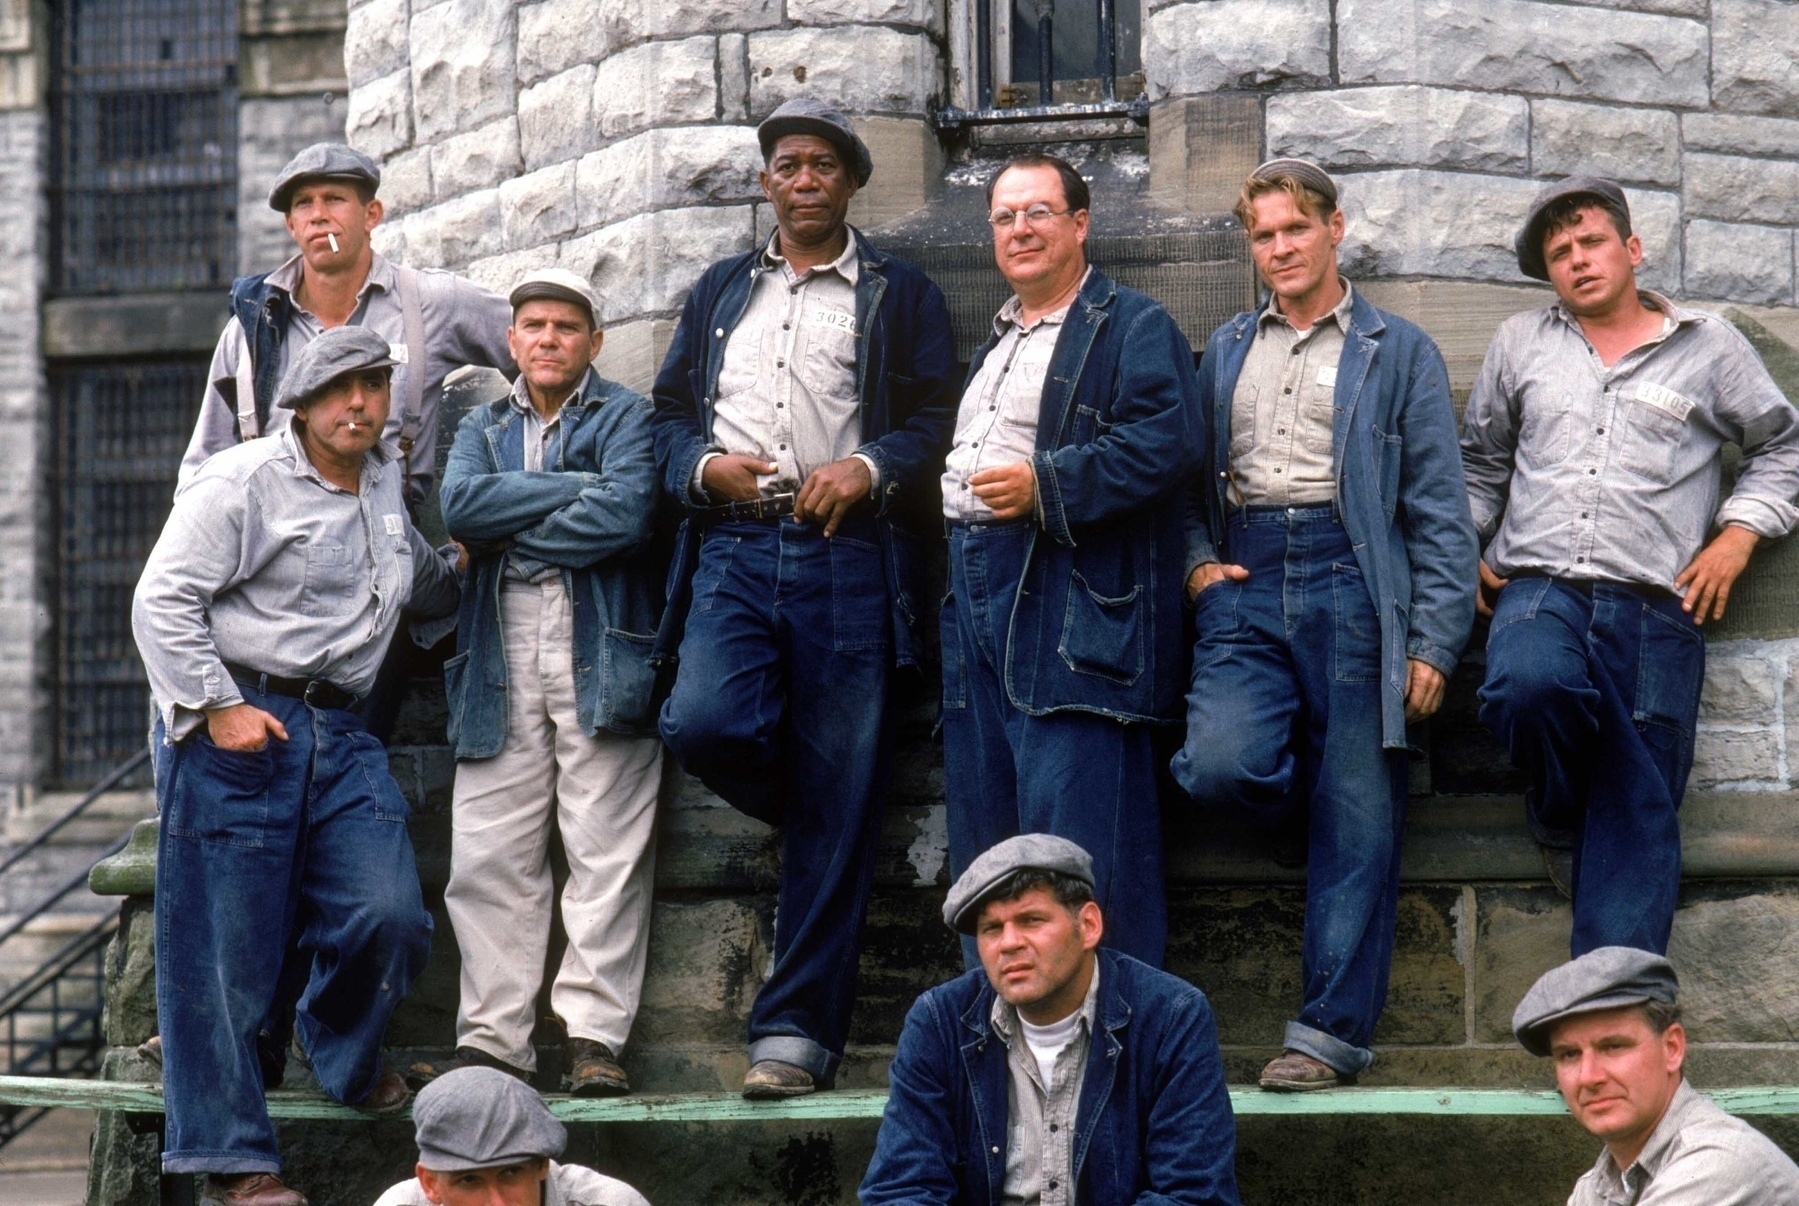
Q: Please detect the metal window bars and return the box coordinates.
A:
[937,0,1149,129]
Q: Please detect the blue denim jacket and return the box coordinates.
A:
[649,228,956,670]
[1187,290,1478,749]
[439,369,664,757]
[944,270,1202,723]
[859,948,1241,1206]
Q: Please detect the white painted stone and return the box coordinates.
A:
[1692,728,1782,788]
[1682,112,1799,160]
[429,117,521,199]
[626,0,783,38]
[345,0,409,88]
[1684,220,1796,307]
[1143,0,1331,97]
[463,243,560,294]
[518,63,599,170]
[559,205,756,325]
[499,161,579,248]
[1531,99,1679,187]
[1627,187,1682,296]
[575,126,763,230]
[1336,0,1709,108]
[745,27,942,118]
[405,187,505,268]
[378,145,434,214]
[1684,152,1799,227]
[592,37,718,141]
[345,67,412,159]
[719,33,749,121]
[516,0,613,86]
[1337,169,1543,281]
[1700,653,1782,726]
[410,0,517,143]
[789,0,940,33]
[1713,0,1799,117]
[1265,86,1527,173]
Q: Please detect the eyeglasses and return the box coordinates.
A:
[988,203,1074,229]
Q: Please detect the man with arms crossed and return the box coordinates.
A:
[651,98,955,1098]
[1463,177,1799,955]
[133,327,460,1206]
[406,270,664,1097]
[1514,946,1799,1203]
[860,834,1241,1206]
[1173,159,1477,1091]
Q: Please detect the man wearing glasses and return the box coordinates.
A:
[938,152,1202,968]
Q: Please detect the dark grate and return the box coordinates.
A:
[51,0,238,294]
[50,360,205,786]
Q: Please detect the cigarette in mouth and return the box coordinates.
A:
[327,233,339,253]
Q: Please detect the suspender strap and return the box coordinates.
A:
[394,266,428,497]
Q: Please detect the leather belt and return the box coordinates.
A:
[693,492,797,524]
[222,662,360,711]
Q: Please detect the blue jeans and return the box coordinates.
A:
[1478,577,1703,956]
[659,518,891,1082]
[941,521,1167,969]
[1170,507,1406,1076]
[155,681,432,1175]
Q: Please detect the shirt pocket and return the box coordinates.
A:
[799,303,858,400]
[301,543,360,616]
[1301,372,1337,456]
[1618,384,1691,486]
[1228,384,1258,460]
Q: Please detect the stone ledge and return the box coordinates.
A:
[41,293,228,358]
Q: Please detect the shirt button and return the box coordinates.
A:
[776,360,785,368]
[1049,1123,1059,1133]
[1596,427,1605,434]
[1589,468,1597,475]
[1578,556,1586,563]
[783,323,791,330]
[1049,1181,1059,1191]
[1283,387,1292,395]
[1278,428,1286,434]
[779,444,787,450]
[992,1146,1000,1155]
[776,402,784,408]
[1581,512,1589,518]
[1290,347,1300,355]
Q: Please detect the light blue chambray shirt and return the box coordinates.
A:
[1568,1080,1799,1205]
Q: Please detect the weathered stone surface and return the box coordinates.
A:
[559,204,756,324]
[1339,169,1542,281]
[1627,186,1682,295]
[1336,0,1710,108]
[1683,112,1799,159]
[1701,650,1782,726]
[404,187,505,267]
[591,316,680,394]
[1559,0,1705,14]
[499,160,577,249]
[515,0,613,85]
[344,0,408,88]
[0,48,42,112]
[463,243,559,293]
[1713,0,1799,116]
[429,116,521,198]
[1684,152,1799,227]
[1266,86,1528,173]
[632,898,766,1044]
[86,1049,164,1206]
[1685,220,1796,308]
[409,0,517,143]
[241,30,349,98]
[846,116,940,228]
[377,144,433,213]
[518,63,598,170]
[745,27,942,118]
[718,32,749,120]
[1473,886,1572,1042]
[1143,0,1331,96]
[789,0,941,32]
[1667,889,1799,1042]
[575,126,762,230]
[1531,99,1679,187]
[621,0,783,39]
[369,216,407,264]
[592,37,717,140]
[238,94,342,273]
[344,66,412,159]
[1693,727,1782,788]
[100,898,156,1046]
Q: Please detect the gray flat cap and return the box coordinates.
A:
[1512,946,1679,1057]
[268,143,381,212]
[510,267,599,324]
[757,98,872,187]
[413,1067,568,1172]
[943,834,1095,935]
[1249,158,1338,208]
[274,325,398,410]
[1515,175,1631,282]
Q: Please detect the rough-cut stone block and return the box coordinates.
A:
[1713,0,1799,116]
[1685,220,1796,308]
[345,0,408,87]
[345,67,412,158]
[592,37,717,141]
[1701,651,1782,726]
[428,117,520,199]
[1684,152,1799,227]
[745,27,942,118]
[1143,0,1331,96]
[1560,0,1705,14]
[1531,99,1679,187]
[100,898,155,1047]
[1473,886,1571,1042]
[1266,86,1528,173]
[847,116,940,229]
[409,0,517,143]
[238,95,343,273]
[462,243,559,293]
[370,216,407,263]
[1667,890,1799,1042]
[499,160,577,249]
[1337,0,1709,108]
[632,898,766,1043]
[1149,94,1264,215]
[0,48,43,112]
[575,126,763,231]
[518,63,597,170]
[405,188,504,268]
[516,0,613,85]
[559,205,755,324]
[1339,169,1541,281]
[1628,187,1681,296]
[1683,112,1799,159]
[719,32,749,120]
[592,317,680,394]
[378,144,432,213]
[789,0,941,32]
[628,0,783,38]
[1693,727,1782,787]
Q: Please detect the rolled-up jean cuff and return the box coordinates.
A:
[749,1034,838,1082]
[1284,1020,1375,1076]
[163,1153,282,1177]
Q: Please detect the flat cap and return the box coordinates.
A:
[413,1067,568,1172]
[509,267,599,325]
[274,325,398,410]
[943,834,1095,935]
[1249,157,1338,208]
[1515,175,1631,282]
[268,143,381,212]
[1512,946,1679,1057]
[758,98,873,187]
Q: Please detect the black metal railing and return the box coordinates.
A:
[938,0,1148,129]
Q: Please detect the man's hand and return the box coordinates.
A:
[1675,524,1760,626]
[701,454,778,503]
[1404,660,1448,723]
[1185,561,1250,603]
[204,703,289,752]
[969,462,1036,523]
[795,457,873,537]
[1476,559,1510,618]
[449,540,469,575]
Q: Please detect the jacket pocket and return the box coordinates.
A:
[1374,427,1402,517]
[601,628,658,732]
[1331,560,1381,683]
[441,649,471,750]
[1058,570,1145,687]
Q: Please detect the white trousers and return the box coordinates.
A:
[445,578,663,1068]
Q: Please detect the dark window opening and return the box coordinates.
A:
[1008,0,1141,106]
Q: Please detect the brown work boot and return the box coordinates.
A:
[199,1173,308,1206]
[565,1038,630,1097]
[742,1058,816,1100]
[352,1068,411,1115]
[1259,1049,1354,1092]
[404,1046,531,1091]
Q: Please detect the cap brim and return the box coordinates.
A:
[419,1150,555,1173]
[268,173,377,212]
[278,358,399,409]
[758,118,870,185]
[1518,990,1660,1056]
[510,284,597,318]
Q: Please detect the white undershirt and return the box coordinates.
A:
[1018,1009,1083,1090]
